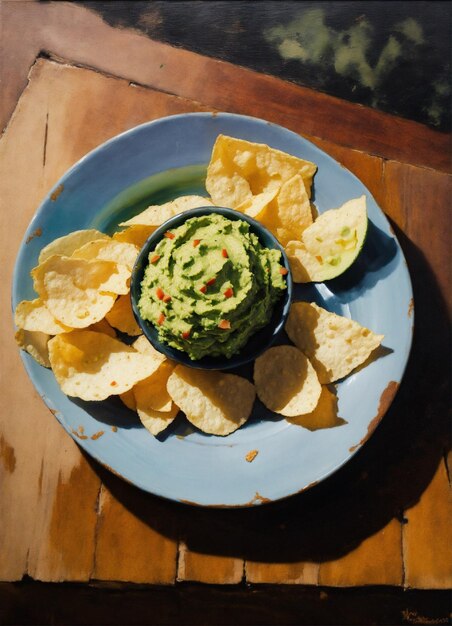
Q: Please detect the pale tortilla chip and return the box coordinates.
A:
[133,335,166,362]
[254,345,321,416]
[120,195,213,227]
[38,230,110,264]
[167,366,256,436]
[138,404,179,436]
[32,255,130,328]
[285,302,384,383]
[14,298,71,334]
[15,329,51,367]
[72,239,139,271]
[48,331,167,401]
[105,295,142,336]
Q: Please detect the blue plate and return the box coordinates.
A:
[12,113,413,507]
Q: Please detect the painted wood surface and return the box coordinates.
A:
[1,1,450,173]
[1,57,450,592]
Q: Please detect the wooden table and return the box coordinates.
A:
[1,4,451,624]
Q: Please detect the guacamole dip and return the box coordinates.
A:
[138,213,287,360]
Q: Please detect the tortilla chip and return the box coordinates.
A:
[15,329,51,367]
[167,365,256,436]
[32,255,130,328]
[113,225,156,248]
[285,302,384,383]
[120,195,213,227]
[105,295,142,336]
[14,298,71,334]
[38,229,110,264]
[206,135,317,210]
[48,331,165,401]
[287,385,346,430]
[72,239,139,271]
[261,174,313,245]
[254,345,321,416]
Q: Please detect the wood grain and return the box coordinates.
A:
[319,519,403,587]
[177,542,244,584]
[1,1,450,172]
[93,485,177,584]
[403,460,452,589]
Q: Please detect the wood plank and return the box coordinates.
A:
[1,1,450,172]
[382,162,452,311]
[177,542,243,584]
[403,459,452,589]
[246,561,319,585]
[319,519,403,587]
[0,59,101,583]
[1,581,451,626]
[93,483,178,584]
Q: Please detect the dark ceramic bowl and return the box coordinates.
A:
[130,206,293,370]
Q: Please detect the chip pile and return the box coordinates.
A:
[15,135,385,438]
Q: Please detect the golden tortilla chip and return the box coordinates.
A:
[254,345,321,416]
[48,331,165,401]
[120,389,137,411]
[261,174,313,245]
[105,294,142,336]
[167,366,256,436]
[206,135,317,210]
[112,225,156,248]
[285,302,384,383]
[287,385,346,430]
[86,318,116,338]
[15,329,51,367]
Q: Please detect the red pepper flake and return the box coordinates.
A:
[279,267,289,275]
[218,319,231,330]
[315,255,323,264]
[182,330,191,340]
[224,287,234,298]
[163,293,172,303]
[110,381,118,387]
[206,277,216,286]
[164,231,175,239]
[222,248,228,258]
[193,239,201,247]
[199,285,207,294]
[150,254,160,264]
[157,313,165,325]
[156,287,164,300]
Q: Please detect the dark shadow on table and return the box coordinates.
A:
[84,222,450,564]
